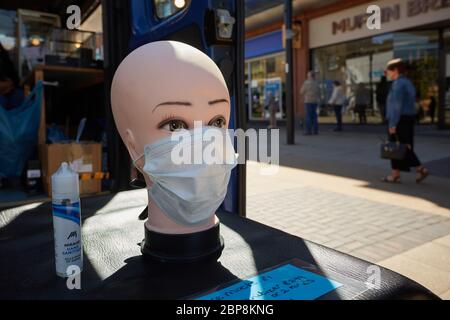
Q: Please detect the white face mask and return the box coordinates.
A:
[135,126,237,226]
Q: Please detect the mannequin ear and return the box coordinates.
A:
[125,129,139,160]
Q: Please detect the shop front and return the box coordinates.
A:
[245,30,286,121]
[306,0,450,128]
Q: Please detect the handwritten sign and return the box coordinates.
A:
[196,263,342,300]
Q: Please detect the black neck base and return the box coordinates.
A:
[140,222,224,264]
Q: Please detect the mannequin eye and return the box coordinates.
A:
[159,119,189,131]
[208,116,226,128]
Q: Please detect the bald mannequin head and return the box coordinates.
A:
[111,41,230,234]
[111,40,230,163]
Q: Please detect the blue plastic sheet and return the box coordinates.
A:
[47,124,69,143]
[0,81,42,178]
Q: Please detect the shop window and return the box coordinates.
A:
[311,30,439,125]
[79,5,103,60]
[246,53,286,121]
[17,9,61,79]
[0,9,17,61]
[266,57,275,74]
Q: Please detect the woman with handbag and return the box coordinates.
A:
[383,58,428,183]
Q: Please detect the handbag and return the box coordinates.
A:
[380,137,408,160]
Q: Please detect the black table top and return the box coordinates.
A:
[0,190,439,300]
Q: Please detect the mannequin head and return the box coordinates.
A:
[111,41,231,234]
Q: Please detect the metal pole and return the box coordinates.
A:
[438,28,445,129]
[369,53,373,118]
[235,0,246,217]
[284,0,295,144]
[102,0,132,192]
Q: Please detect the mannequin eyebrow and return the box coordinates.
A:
[152,99,229,112]
[209,99,229,105]
[153,101,191,112]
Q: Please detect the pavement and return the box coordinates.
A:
[246,123,450,299]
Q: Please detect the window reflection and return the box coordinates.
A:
[312,30,439,125]
[154,0,187,19]
[246,54,286,121]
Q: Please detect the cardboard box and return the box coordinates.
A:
[39,142,102,196]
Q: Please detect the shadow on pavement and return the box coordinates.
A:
[248,122,450,212]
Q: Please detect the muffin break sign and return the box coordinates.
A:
[309,0,450,49]
[333,0,450,35]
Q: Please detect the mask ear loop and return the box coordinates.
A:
[130,152,146,188]
[133,152,157,180]
[129,153,149,220]
[131,153,158,221]
[133,153,145,174]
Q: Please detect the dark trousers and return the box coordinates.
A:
[429,107,436,124]
[389,115,422,171]
[305,103,318,134]
[379,103,386,123]
[356,104,367,124]
[334,105,342,130]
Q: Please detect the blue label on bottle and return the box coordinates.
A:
[52,202,81,225]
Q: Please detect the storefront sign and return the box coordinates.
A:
[245,30,283,59]
[332,0,450,35]
[407,0,450,16]
[309,0,450,48]
[332,5,400,35]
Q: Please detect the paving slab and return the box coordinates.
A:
[246,126,450,297]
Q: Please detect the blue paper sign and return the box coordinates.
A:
[196,263,342,300]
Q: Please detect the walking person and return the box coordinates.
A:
[354,83,369,124]
[376,74,391,124]
[328,80,346,131]
[382,58,428,183]
[415,94,424,124]
[267,91,278,129]
[300,71,320,135]
[428,94,436,124]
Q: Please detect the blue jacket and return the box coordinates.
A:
[386,75,416,128]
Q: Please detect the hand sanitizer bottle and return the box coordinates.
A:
[51,162,83,278]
